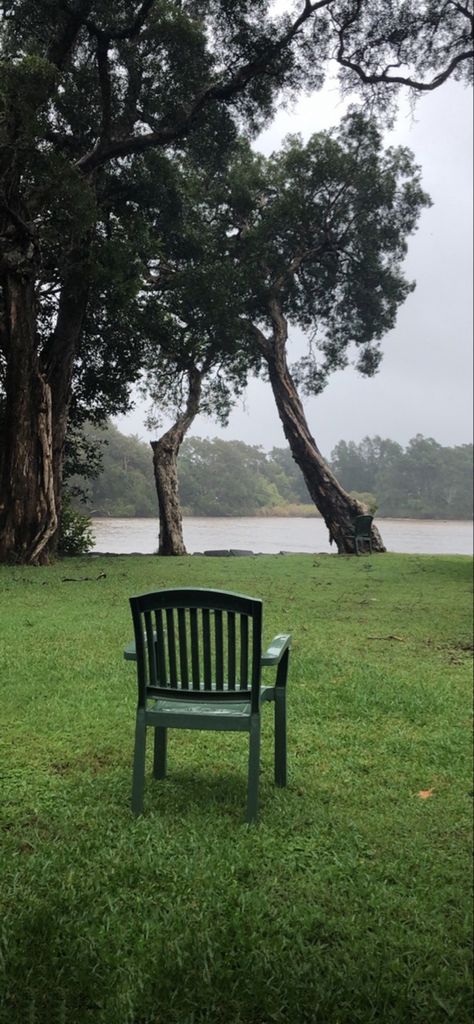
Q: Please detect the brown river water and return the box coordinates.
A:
[91,517,473,556]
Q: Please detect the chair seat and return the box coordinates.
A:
[147,685,275,719]
[149,697,252,717]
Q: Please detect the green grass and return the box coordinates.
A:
[0,553,472,1024]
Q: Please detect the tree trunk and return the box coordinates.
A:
[42,242,91,554]
[0,244,90,564]
[150,367,203,556]
[257,305,385,554]
[0,274,58,564]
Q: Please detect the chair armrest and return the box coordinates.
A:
[124,641,137,661]
[261,634,291,666]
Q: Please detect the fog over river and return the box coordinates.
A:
[91,517,473,557]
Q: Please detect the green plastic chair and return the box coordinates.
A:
[125,588,291,823]
[351,514,374,555]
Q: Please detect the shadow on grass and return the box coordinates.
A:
[77,758,280,827]
[132,766,265,823]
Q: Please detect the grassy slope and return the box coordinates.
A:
[0,553,472,1024]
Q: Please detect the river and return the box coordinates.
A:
[90,517,473,556]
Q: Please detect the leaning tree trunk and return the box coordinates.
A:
[258,306,385,554]
[150,367,203,556]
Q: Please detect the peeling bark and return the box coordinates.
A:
[0,242,90,563]
[151,367,203,556]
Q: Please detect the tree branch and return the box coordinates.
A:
[336,46,474,91]
[241,319,273,359]
[85,0,156,43]
[45,0,95,70]
[76,0,333,173]
[334,3,474,92]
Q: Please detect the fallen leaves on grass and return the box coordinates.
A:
[417,788,435,799]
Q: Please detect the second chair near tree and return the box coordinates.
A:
[124,588,291,823]
[349,515,374,556]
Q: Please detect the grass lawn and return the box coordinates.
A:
[0,552,472,1024]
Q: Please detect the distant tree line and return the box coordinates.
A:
[68,423,472,521]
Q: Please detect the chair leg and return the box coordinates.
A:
[131,710,147,816]
[274,687,287,788]
[246,715,261,824]
[153,727,168,779]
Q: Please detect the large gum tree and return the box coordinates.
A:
[0,0,472,562]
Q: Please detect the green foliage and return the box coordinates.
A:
[331,435,474,519]
[80,423,157,517]
[0,553,472,1023]
[69,423,473,520]
[178,436,283,515]
[348,491,378,515]
[267,446,312,504]
[224,114,431,391]
[57,501,94,556]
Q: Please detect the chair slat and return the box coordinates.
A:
[177,608,189,688]
[154,609,167,684]
[144,611,157,688]
[227,611,236,689]
[240,614,249,688]
[202,608,212,686]
[215,609,224,689]
[166,608,178,687]
[190,608,200,689]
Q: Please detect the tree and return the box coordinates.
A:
[331,436,404,494]
[0,0,323,563]
[1,1,472,563]
[330,434,474,518]
[220,115,431,550]
[267,447,311,505]
[139,155,262,553]
[178,437,283,516]
[66,424,473,519]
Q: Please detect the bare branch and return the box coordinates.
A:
[337,45,474,91]
[448,1,474,28]
[334,3,474,92]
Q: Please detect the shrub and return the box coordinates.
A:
[58,500,94,556]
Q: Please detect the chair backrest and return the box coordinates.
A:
[353,515,373,538]
[130,588,263,712]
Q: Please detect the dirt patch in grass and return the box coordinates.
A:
[50,749,118,776]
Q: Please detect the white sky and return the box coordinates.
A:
[113,78,473,458]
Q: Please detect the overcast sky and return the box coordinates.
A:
[113,77,473,458]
